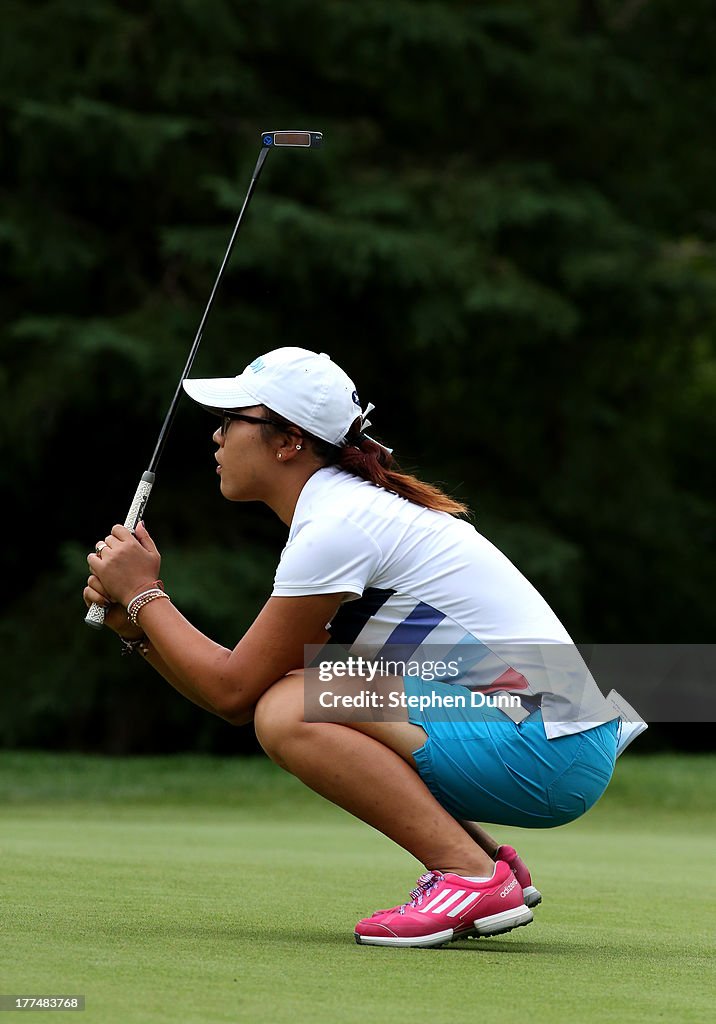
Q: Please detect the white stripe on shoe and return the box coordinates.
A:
[446,892,481,918]
[420,889,466,914]
[419,888,458,913]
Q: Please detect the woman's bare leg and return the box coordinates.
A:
[346,725,507,861]
[326,709,506,861]
[253,674,495,877]
[459,820,501,858]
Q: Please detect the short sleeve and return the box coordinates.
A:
[272,517,382,597]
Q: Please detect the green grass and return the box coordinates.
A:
[1,753,714,1024]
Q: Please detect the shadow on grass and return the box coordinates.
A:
[71,914,512,949]
[88,916,646,956]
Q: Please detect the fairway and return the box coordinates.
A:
[1,753,714,1024]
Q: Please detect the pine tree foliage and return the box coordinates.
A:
[1,0,714,750]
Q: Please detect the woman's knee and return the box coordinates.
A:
[254,674,305,766]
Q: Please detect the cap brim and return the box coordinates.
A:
[182,375,262,415]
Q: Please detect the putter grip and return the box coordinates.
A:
[84,471,156,630]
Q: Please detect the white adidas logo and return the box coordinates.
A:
[417,888,481,919]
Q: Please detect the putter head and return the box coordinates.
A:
[261,130,323,148]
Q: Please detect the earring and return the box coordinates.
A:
[277,452,283,460]
[295,444,302,451]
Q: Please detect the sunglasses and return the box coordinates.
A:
[219,411,288,437]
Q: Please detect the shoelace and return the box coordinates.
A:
[398,872,443,916]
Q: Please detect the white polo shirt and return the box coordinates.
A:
[272,467,616,737]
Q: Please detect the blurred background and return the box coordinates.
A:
[1,0,714,754]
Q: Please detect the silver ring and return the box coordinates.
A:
[95,542,108,556]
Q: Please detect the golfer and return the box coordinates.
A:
[85,347,621,948]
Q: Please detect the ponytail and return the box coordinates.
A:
[333,431,468,517]
[260,408,469,517]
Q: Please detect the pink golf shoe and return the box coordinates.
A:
[496,845,542,908]
[354,860,533,948]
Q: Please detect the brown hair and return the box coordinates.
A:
[260,408,469,517]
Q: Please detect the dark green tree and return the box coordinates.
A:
[1,1,714,750]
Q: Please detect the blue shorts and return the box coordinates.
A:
[404,677,619,828]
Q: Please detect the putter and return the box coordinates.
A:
[85,130,323,628]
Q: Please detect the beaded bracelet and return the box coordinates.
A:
[127,588,171,626]
[119,635,150,657]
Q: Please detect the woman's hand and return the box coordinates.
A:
[86,521,162,609]
[83,572,143,638]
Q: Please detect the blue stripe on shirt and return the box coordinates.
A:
[376,601,447,662]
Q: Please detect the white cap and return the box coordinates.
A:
[182,347,363,446]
